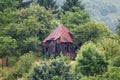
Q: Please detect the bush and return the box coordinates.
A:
[28,57,76,80]
[3,52,35,80]
[103,66,120,80]
[75,42,108,76]
[8,56,17,67]
[110,56,120,67]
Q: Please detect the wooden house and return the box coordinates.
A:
[42,24,75,59]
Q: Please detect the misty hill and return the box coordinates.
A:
[57,0,120,32]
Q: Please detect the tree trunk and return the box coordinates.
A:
[2,57,3,69]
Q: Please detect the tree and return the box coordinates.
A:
[60,11,110,48]
[116,19,120,36]
[75,42,108,76]
[0,8,17,35]
[37,0,58,10]
[23,36,41,53]
[0,0,18,11]
[103,66,120,80]
[7,5,57,40]
[60,9,90,26]
[0,36,17,68]
[29,57,76,80]
[0,36,17,57]
[61,0,84,12]
[73,21,111,48]
[97,38,120,60]
[5,5,58,54]
[110,56,120,67]
[60,10,90,48]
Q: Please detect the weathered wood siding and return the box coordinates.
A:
[42,39,75,59]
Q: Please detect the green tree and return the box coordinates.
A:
[116,19,120,36]
[60,10,90,48]
[0,36,17,68]
[5,5,57,40]
[60,10,90,26]
[75,42,108,76]
[0,0,18,11]
[73,21,111,48]
[110,56,120,67]
[103,66,120,80]
[4,5,58,54]
[97,38,120,60]
[61,0,84,12]
[0,36,18,57]
[60,11,110,48]
[29,57,76,80]
[37,0,58,10]
[23,36,41,53]
[0,8,17,35]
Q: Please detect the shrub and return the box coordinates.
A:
[3,52,35,80]
[8,56,17,67]
[110,56,120,67]
[75,42,108,76]
[28,57,76,80]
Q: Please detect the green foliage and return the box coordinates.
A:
[0,0,18,11]
[97,38,120,60]
[110,56,120,67]
[103,66,120,80]
[8,56,17,67]
[60,7,110,49]
[116,20,120,36]
[4,5,57,55]
[6,5,56,41]
[29,57,76,80]
[60,10,90,48]
[37,0,58,10]
[73,21,110,48]
[61,0,84,12]
[3,52,35,80]
[75,42,108,76]
[0,8,17,35]
[81,66,120,80]
[60,10,90,26]
[0,0,120,79]
[23,36,41,53]
[0,36,18,57]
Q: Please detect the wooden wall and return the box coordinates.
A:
[42,40,75,59]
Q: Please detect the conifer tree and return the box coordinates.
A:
[61,0,84,12]
[37,0,58,10]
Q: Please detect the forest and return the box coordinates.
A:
[57,0,120,32]
[0,0,120,80]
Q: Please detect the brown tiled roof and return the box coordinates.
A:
[42,24,73,43]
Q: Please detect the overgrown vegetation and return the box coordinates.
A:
[28,56,76,80]
[0,0,120,80]
[3,52,35,80]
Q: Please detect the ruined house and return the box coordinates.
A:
[42,24,75,59]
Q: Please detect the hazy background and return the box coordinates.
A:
[23,0,120,32]
[57,0,120,32]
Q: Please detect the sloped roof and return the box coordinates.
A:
[42,24,73,43]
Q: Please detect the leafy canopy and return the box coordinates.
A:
[61,0,84,12]
[75,42,108,76]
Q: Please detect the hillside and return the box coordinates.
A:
[57,0,120,32]
[1,0,120,80]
